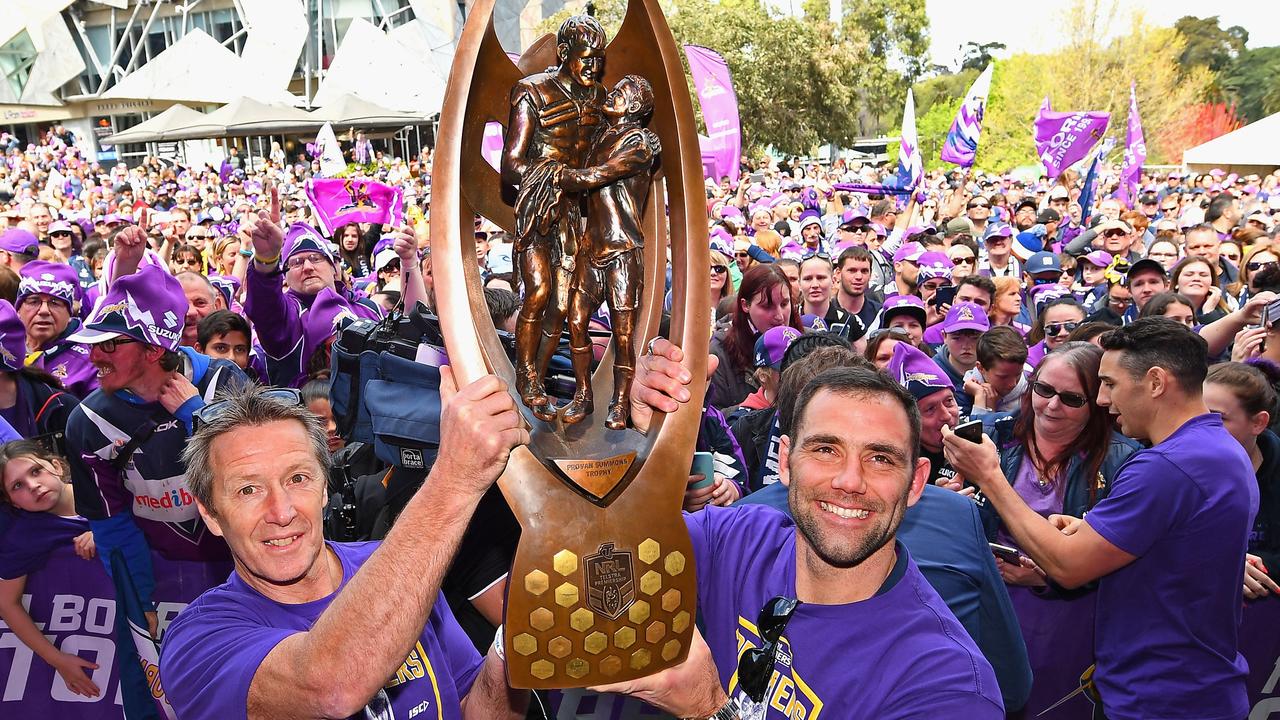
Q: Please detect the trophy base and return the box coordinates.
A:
[503,473,697,689]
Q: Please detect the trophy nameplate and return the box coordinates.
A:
[431,0,710,689]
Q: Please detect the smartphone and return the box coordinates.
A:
[689,451,716,490]
[931,285,957,308]
[953,419,984,444]
[989,542,1023,564]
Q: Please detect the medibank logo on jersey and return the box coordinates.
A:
[135,487,195,511]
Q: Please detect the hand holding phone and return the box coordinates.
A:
[953,419,984,444]
[689,451,715,490]
[989,542,1023,565]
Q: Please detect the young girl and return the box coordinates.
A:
[0,440,99,697]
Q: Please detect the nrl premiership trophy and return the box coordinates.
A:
[430,0,711,690]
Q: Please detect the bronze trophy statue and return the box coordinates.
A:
[431,0,709,689]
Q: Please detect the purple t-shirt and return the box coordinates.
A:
[0,510,89,579]
[1085,414,1257,720]
[159,541,484,720]
[687,505,1004,717]
[997,461,1066,549]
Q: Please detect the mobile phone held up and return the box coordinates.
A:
[689,451,716,490]
[931,285,957,308]
[953,419,984,444]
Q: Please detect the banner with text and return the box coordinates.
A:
[685,45,742,185]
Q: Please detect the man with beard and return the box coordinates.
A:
[598,347,1002,718]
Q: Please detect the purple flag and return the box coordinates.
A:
[685,45,742,184]
[1116,83,1146,207]
[940,64,993,167]
[1033,97,1110,179]
[305,177,404,235]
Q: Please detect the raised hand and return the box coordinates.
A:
[432,366,528,497]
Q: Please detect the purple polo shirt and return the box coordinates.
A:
[1085,414,1256,719]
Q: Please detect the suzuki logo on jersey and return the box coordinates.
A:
[135,487,195,511]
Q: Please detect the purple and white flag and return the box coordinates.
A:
[481,121,504,172]
[940,64,993,167]
[895,89,923,192]
[1033,97,1110,178]
[685,45,742,184]
[1116,83,1146,207]
[305,178,404,235]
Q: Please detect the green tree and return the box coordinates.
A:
[959,41,1004,72]
[1174,15,1248,76]
[1222,46,1280,123]
[975,1,1213,171]
[538,0,928,155]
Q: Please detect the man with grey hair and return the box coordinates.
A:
[160,372,529,720]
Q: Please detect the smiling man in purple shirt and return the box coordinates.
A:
[598,343,1003,719]
[944,318,1257,720]
[160,376,528,720]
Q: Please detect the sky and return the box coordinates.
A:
[925,0,1280,71]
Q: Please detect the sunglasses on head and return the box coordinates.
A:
[1031,381,1088,408]
[736,596,801,703]
[1044,321,1080,336]
[193,388,303,433]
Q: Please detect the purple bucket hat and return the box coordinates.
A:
[67,264,187,350]
[17,261,82,308]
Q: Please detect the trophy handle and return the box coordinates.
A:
[431,0,711,688]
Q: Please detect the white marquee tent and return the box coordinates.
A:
[1183,111,1280,175]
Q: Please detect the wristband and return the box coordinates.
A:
[254,252,281,266]
[239,248,254,257]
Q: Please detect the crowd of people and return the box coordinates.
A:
[0,112,1276,720]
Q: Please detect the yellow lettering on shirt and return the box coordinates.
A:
[730,615,825,719]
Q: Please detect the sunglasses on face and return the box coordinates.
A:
[1031,381,1089,408]
[711,265,729,274]
[193,388,303,433]
[1102,230,1127,238]
[1044,321,1080,336]
[97,337,138,354]
[1247,260,1278,272]
[735,252,750,258]
[736,596,801,703]
[1108,296,1132,307]
[50,231,72,237]
[950,255,976,265]
[968,202,990,209]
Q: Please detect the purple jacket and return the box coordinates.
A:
[34,321,99,398]
[244,267,380,388]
